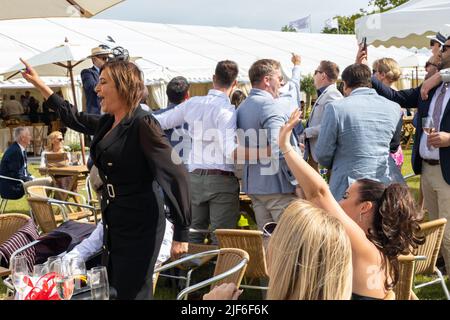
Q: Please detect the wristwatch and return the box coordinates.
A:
[440,68,450,82]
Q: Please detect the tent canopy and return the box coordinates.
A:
[0,0,124,20]
[355,0,450,49]
[0,17,413,86]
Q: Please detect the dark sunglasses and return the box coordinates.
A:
[441,45,450,53]
[262,222,277,237]
[57,138,63,142]
[314,69,324,76]
[96,56,109,61]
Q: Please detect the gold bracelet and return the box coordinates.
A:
[282,148,293,155]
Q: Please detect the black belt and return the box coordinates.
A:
[423,159,440,166]
[103,181,153,198]
[192,169,235,177]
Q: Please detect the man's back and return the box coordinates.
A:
[316,88,401,200]
[237,88,297,195]
[81,67,101,114]
[3,100,23,117]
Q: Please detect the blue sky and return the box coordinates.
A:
[96,0,372,32]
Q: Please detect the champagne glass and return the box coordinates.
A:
[422,116,435,135]
[422,116,436,150]
[55,259,75,300]
[11,255,29,300]
[67,257,87,291]
[88,266,109,300]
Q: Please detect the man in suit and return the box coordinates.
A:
[366,36,450,275]
[81,46,111,115]
[0,127,52,200]
[315,64,402,201]
[237,59,300,229]
[302,60,343,171]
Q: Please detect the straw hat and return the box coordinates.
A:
[89,46,111,58]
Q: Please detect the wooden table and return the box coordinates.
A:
[38,165,89,200]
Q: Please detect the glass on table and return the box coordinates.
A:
[66,256,87,290]
[10,255,30,300]
[55,259,75,300]
[87,266,109,300]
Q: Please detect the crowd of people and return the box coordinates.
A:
[1,29,448,300]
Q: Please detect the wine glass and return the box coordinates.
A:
[10,255,30,300]
[422,116,436,150]
[67,257,87,291]
[87,266,109,300]
[55,259,75,300]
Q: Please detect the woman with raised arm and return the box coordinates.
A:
[20,58,191,300]
[278,108,424,300]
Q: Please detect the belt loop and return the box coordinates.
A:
[106,183,115,198]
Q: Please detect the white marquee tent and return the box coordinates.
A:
[0,17,415,110]
[355,0,450,49]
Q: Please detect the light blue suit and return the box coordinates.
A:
[237,88,299,195]
[315,87,402,200]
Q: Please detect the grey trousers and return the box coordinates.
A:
[189,173,240,244]
[249,193,298,230]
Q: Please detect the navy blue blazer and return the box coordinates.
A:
[0,142,32,199]
[372,77,450,185]
[81,66,101,115]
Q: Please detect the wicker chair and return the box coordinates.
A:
[27,185,97,234]
[154,248,249,300]
[413,218,449,300]
[215,229,269,291]
[0,213,31,277]
[394,254,426,300]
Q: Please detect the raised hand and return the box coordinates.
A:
[279,109,302,153]
[19,58,53,99]
[355,43,368,65]
[291,53,301,66]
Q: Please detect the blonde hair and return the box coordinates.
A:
[372,58,402,83]
[101,60,145,116]
[45,131,64,152]
[266,200,353,300]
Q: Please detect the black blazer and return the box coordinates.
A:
[80,66,101,114]
[372,77,450,184]
[47,93,191,299]
[0,142,32,199]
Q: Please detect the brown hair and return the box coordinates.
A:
[214,60,239,88]
[319,61,340,82]
[231,89,247,108]
[356,179,425,290]
[249,59,282,86]
[372,58,401,83]
[100,60,145,115]
[341,64,372,89]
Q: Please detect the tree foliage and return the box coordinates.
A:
[281,25,297,32]
[321,0,409,34]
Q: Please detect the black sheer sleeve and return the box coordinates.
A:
[46,93,101,136]
[138,114,191,242]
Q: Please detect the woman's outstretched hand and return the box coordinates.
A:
[279,108,302,153]
[19,58,53,99]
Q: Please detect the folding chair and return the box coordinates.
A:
[215,229,269,291]
[154,248,249,300]
[413,218,450,300]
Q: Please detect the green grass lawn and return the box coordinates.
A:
[1,152,449,300]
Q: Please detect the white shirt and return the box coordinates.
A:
[419,82,450,160]
[154,89,237,172]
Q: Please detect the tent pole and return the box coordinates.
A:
[68,61,86,166]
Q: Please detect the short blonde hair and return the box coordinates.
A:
[101,60,145,116]
[373,58,402,83]
[45,131,64,152]
[266,200,353,300]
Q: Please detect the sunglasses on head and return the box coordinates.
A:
[314,69,324,76]
[262,222,277,237]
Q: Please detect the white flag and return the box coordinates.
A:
[289,15,311,31]
[325,17,339,29]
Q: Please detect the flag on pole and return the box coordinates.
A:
[289,15,311,31]
[325,17,339,29]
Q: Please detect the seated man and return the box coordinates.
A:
[0,127,52,199]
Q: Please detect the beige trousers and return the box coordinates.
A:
[421,162,450,275]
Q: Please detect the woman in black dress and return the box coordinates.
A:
[20,58,191,300]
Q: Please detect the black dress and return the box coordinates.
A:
[46,93,191,299]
